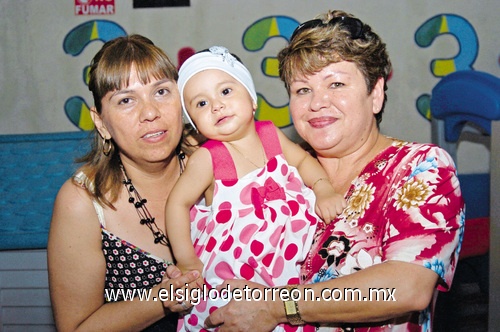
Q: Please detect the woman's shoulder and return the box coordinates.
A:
[54,174,95,215]
[389,138,453,160]
[384,138,457,174]
[389,137,436,149]
[50,175,101,248]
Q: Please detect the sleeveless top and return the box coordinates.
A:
[182,121,318,332]
[74,172,178,331]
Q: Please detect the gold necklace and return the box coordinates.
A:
[227,142,267,169]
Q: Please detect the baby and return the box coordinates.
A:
[165,46,345,331]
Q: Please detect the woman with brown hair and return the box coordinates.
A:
[48,34,199,331]
[205,10,464,331]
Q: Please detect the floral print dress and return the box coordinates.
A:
[301,139,465,332]
[183,121,318,332]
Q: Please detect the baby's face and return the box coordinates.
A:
[183,69,256,141]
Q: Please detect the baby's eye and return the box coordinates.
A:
[222,88,232,96]
[196,100,207,108]
[119,98,131,105]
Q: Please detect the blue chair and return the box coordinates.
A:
[431,70,500,163]
[430,70,500,221]
[430,69,500,253]
[430,70,499,331]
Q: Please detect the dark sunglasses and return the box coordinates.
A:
[290,16,365,41]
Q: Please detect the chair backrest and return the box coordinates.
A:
[0,131,90,250]
[431,70,500,142]
[430,70,499,220]
[430,70,500,163]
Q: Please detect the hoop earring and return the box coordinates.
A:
[103,138,112,156]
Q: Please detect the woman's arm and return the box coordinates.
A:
[48,179,199,331]
[206,260,438,331]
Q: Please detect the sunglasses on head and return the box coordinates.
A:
[290,16,365,42]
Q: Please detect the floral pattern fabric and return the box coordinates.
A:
[301,139,465,332]
[183,121,318,332]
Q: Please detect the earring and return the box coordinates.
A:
[103,137,112,156]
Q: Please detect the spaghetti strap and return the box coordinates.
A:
[74,171,107,227]
[255,121,282,160]
[202,121,281,181]
[202,140,238,181]
[92,201,106,228]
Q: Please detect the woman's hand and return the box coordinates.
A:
[162,265,200,314]
[205,279,281,332]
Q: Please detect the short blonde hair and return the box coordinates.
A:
[278,10,392,126]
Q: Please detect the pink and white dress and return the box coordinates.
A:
[182,121,318,332]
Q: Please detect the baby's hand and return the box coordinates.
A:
[313,180,346,224]
[190,275,205,291]
[178,259,205,291]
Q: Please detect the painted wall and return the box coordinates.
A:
[1,0,499,174]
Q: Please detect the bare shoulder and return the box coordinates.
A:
[52,178,96,221]
[185,146,213,171]
[49,178,101,248]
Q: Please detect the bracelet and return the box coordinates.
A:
[311,177,327,190]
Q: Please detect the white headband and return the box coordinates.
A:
[177,46,257,130]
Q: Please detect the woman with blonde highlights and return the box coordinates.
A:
[206,10,464,331]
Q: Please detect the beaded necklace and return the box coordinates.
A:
[120,150,186,247]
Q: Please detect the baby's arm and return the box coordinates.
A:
[165,148,213,280]
[277,129,346,223]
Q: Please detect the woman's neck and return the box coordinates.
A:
[119,154,182,201]
[317,133,391,194]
